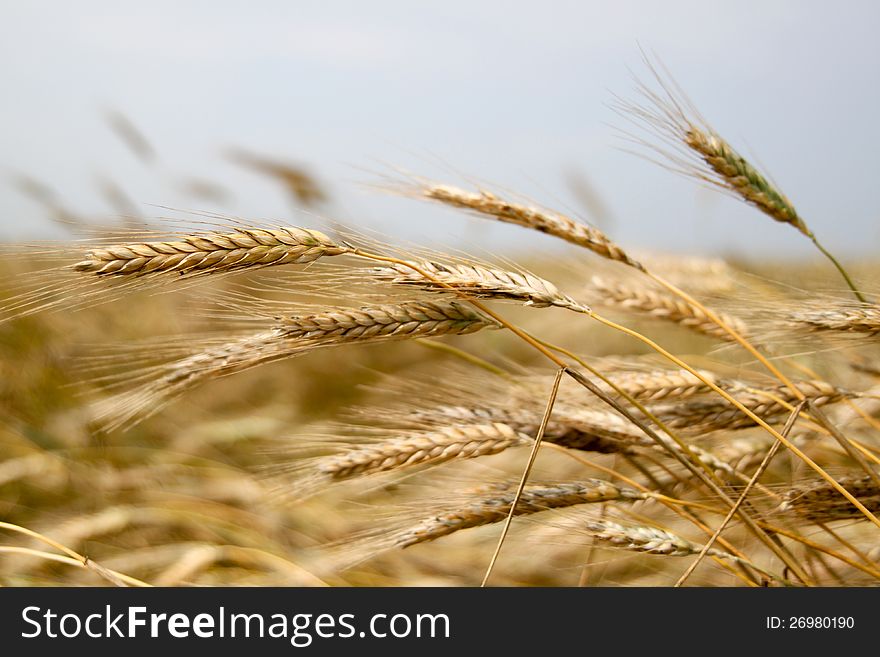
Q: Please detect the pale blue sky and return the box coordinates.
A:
[1,1,878,257]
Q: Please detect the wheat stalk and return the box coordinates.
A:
[618,58,866,302]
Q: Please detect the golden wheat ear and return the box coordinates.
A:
[0,222,355,323]
[91,299,503,429]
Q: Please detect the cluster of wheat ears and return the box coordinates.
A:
[2,61,880,587]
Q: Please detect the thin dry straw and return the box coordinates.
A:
[559,364,814,584]
[675,401,804,587]
[586,311,880,533]
[0,521,150,587]
[481,367,564,587]
[395,479,646,548]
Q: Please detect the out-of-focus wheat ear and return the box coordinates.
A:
[589,276,748,341]
[414,183,644,270]
[653,379,852,433]
[315,423,530,481]
[71,226,351,277]
[786,304,880,339]
[395,480,647,547]
[95,300,502,429]
[602,367,720,402]
[780,476,880,523]
[371,259,591,313]
[403,404,648,455]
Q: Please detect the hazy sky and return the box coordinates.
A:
[1,1,878,258]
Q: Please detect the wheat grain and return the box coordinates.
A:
[654,380,848,432]
[683,128,807,233]
[787,305,880,337]
[404,404,649,454]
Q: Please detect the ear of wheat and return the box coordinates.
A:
[372,259,590,313]
[582,518,735,560]
[96,299,502,428]
[417,183,644,270]
[73,227,350,277]
[396,480,647,547]
[781,476,880,522]
[589,276,748,340]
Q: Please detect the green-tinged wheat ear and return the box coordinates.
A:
[685,127,809,235]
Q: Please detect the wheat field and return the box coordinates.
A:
[1,59,879,588]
